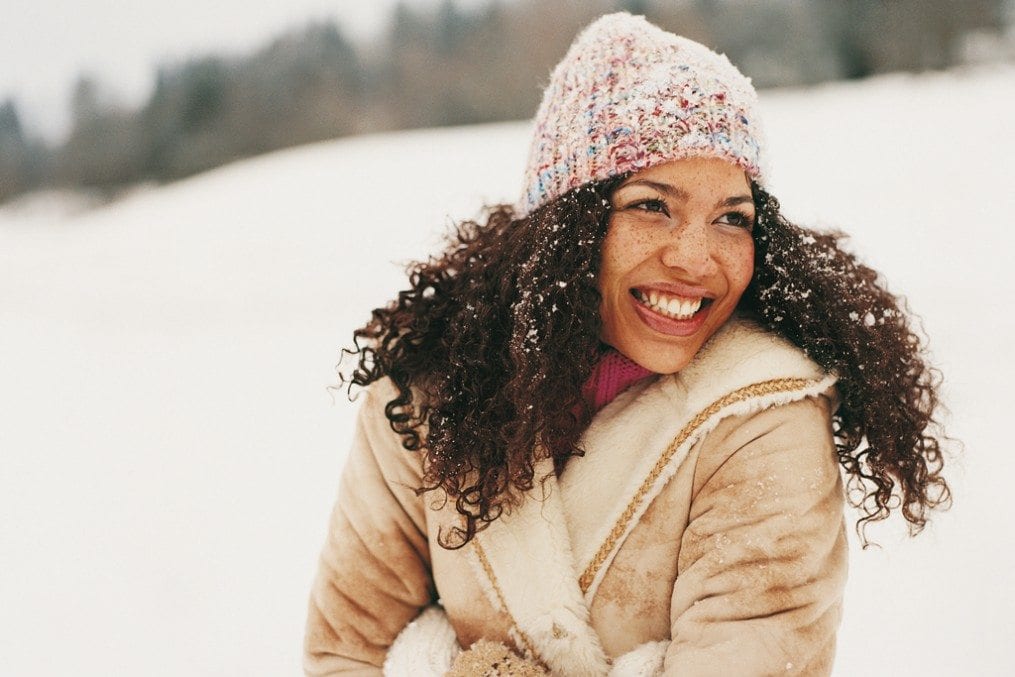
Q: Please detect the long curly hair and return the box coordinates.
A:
[338,178,951,548]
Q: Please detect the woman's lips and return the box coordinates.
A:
[630,290,712,337]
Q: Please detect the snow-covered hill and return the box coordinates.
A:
[2,65,1013,676]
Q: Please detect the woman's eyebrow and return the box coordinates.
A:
[720,195,754,208]
[619,179,688,199]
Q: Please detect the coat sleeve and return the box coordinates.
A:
[304,382,436,676]
[664,394,848,676]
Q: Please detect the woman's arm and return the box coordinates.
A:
[304,383,436,676]
[665,394,848,676]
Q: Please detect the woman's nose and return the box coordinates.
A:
[659,224,716,278]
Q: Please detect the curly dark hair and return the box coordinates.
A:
[338,178,951,548]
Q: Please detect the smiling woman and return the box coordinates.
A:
[303,12,950,677]
[601,158,756,374]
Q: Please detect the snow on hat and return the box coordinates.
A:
[517,12,765,217]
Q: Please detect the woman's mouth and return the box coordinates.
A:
[630,288,714,336]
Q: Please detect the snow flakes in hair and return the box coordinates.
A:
[517,12,766,216]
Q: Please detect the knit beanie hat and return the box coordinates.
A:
[517,13,765,217]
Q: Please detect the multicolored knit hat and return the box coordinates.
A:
[517,13,765,216]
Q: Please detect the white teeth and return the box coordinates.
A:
[635,289,704,320]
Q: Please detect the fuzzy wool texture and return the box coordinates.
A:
[607,641,667,676]
[447,640,549,677]
[382,606,459,676]
[517,12,764,216]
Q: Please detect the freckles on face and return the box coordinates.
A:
[597,157,756,374]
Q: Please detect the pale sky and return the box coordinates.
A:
[1,0,489,141]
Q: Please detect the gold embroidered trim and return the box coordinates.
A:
[473,539,540,661]
[578,377,818,593]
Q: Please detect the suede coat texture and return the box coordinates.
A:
[304,318,848,676]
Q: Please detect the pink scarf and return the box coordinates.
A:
[581,349,655,414]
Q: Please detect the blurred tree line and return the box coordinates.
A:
[0,0,1008,204]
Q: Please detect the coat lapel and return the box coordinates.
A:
[470,456,611,676]
[559,374,692,599]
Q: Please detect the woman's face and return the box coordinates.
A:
[599,157,756,374]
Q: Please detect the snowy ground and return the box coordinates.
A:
[2,65,1013,676]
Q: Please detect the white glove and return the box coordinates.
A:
[383,605,461,677]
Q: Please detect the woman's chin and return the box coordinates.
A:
[606,307,733,374]
[609,339,696,375]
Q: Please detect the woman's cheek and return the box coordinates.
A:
[734,257,753,290]
[737,243,756,293]
[721,238,755,300]
[598,228,625,295]
[597,230,634,342]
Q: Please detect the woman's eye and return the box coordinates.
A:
[716,211,755,230]
[631,198,669,215]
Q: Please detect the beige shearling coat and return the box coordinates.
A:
[304,318,848,676]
